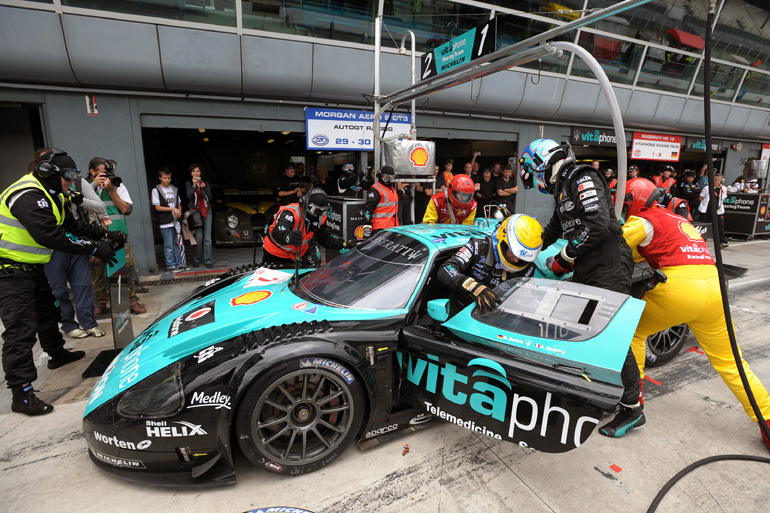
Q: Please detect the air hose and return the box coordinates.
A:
[647,3,770,511]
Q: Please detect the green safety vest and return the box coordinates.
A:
[98,187,128,234]
[0,175,64,264]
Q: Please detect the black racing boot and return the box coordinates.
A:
[599,403,646,438]
[47,348,86,369]
[11,384,54,416]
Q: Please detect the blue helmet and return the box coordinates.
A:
[519,139,566,195]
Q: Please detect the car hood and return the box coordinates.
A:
[84,268,395,416]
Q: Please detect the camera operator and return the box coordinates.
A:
[0,148,124,416]
[87,157,146,315]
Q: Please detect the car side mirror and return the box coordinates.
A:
[427,299,450,323]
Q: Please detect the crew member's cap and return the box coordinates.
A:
[381,165,395,175]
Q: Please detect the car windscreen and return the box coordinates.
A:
[471,277,627,342]
[296,231,428,309]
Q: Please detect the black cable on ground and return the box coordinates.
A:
[646,454,770,513]
[647,2,770,511]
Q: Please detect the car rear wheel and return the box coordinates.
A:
[236,358,364,475]
[645,323,690,368]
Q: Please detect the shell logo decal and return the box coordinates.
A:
[230,290,272,306]
[410,147,429,167]
[354,225,367,239]
[679,221,703,242]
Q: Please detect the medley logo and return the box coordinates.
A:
[397,351,600,448]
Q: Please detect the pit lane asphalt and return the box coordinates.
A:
[2,242,770,513]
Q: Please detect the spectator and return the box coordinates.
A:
[296,162,305,179]
[462,161,473,176]
[475,168,498,216]
[435,158,454,191]
[591,159,601,170]
[698,173,729,248]
[470,151,481,182]
[277,163,305,205]
[495,164,519,214]
[88,157,146,316]
[185,163,213,268]
[697,163,709,189]
[492,161,503,179]
[604,168,618,204]
[152,168,183,272]
[44,164,107,339]
[314,166,334,197]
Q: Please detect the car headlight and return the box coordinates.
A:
[117,362,184,419]
[227,214,239,229]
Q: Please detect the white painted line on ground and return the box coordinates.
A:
[730,276,770,289]
[728,238,770,246]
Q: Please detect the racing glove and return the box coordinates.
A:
[546,246,576,276]
[105,230,127,249]
[341,239,359,249]
[287,230,304,247]
[462,278,501,313]
[93,239,118,266]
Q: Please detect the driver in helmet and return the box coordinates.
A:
[520,138,642,438]
[337,162,373,198]
[622,178,770,450]
[263,187,356,267]
[437,214,542,316]
[422,174,477,225]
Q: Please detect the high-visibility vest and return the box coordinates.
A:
[0,175,64,264]
[263,204,327,260]
[654,176,675,191]
[97,186,129,234]
[607,177,618,204]
[371,182,400,230]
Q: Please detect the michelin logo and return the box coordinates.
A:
[299,358,354,383]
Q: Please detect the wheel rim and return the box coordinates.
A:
[251,369,355,465]
[647,324,688,357]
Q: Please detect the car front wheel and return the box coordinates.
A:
[236,358,365,475]
[645,323,690,368]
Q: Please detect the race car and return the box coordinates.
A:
[83,224,644,486]
[213,187,278,246]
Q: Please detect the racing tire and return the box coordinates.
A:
[236,357,365,475]
[645,323,690,368]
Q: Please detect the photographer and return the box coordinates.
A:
[1,148,124,416]
[87,157,146,315]
[185,163,213,268]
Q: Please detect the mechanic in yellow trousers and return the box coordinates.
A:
[621,177,770,450]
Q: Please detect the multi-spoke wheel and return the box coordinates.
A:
[645,323,690,367]
[236,358,364,475]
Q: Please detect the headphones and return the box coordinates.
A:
[36,148,67,179]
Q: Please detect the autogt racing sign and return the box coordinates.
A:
[305,108,412,151]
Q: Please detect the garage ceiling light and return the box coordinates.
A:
[281,131,291,135]
[203,137,209,142]
[267,139,275,144]
[198,128,206,133]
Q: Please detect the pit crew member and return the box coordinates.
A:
[622,177,770,450]
[520,138,642,438]
[365,165,403,236]
[422,174,477,225]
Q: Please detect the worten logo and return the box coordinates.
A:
[146,420,207,437]
[396,352,600,448]
[94,431,152,451]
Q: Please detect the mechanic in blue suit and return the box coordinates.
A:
[520,138,642,438]
[438,214,542,316]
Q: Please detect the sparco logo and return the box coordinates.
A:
[188,391,231,410]
[94,431,152,450]
[365,424,398,439]
[146,420,207,437]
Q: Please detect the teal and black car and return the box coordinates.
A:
[83,223,644,486]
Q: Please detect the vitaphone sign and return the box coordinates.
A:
[396,351,602,452]
[572,127,618,147]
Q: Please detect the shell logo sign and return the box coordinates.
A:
[230,290,272,306]
[679,221,703,241]
[354,225,367,239]
[410,147,429,167]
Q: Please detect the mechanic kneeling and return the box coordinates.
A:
[622,177,770,450]
[437,214,542,316]
[0,148,124,416]
[262,188,356,268]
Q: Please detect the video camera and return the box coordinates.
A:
[103,159,122,187]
